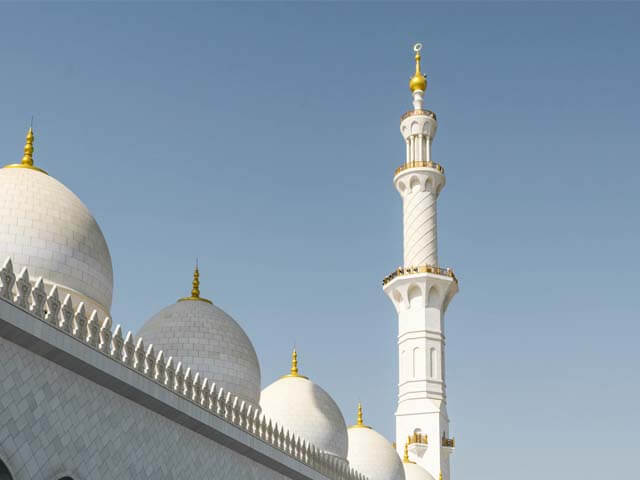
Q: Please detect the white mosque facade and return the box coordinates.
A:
[0,45,457,480]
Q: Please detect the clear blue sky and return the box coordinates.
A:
[1,2,638,479]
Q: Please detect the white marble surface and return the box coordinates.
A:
[261,376,348,460]
[138,299,261,406]
[347,427,405,480]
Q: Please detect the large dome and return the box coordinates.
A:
[347,404,405,480]
[260,351,348,460]
[0,131,113,316]
[137,269,261,406]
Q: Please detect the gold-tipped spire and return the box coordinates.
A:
[191,265,201,297]
[178,262,212,304]
[22,128,34,166]
[439,473,443,480]
[402,441,415,464]
[349,402,371,428]
[349,402,372,429]
[282,348,308,379]
[409,43,427,93]
[3,127,47,174]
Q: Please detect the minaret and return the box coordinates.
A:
[383,44,458,480]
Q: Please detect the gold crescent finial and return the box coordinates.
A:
[3,127,47,174]
[409,43,427,93]
[178,262,212,304]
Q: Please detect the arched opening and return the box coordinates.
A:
[58,477,74,480]
[0,460,13,480]
[408,285,422,308]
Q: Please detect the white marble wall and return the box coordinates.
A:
[0,337,297,480]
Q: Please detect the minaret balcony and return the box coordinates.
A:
[382,265,457,286]
[401,109,437,121]
[395,161,444,176]
[407,432,429,458]
[442,435,455,455]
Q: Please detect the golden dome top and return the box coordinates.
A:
[409,43,427,93]
[178,263,212,304]
[349,402,372,429]
[4,127,47,175]
[282,348,309,379]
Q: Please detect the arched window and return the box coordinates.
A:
[58,477,74,480]
[0,460,13,480]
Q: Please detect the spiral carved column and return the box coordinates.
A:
[403,183,438,266]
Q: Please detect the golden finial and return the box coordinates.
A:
[3,127,47,174]
[439,473,443,480]
[291,348,299,375]
[178,262,212,304]
[409,43,427,93]
[191,264,200,298]
[282,348,308,379]
[402,441,414,464]
[22,128,34,166]
[350,402,371,429]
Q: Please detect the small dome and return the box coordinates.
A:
[138,268,261,406]
[260,350,348,459]
[347,404,405,480]
[403,463,436,480]
[0,131,113,316]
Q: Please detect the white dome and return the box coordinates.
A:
[260,353,348,459]
[0,166,113,316]
[347,422,405,480]
[403,462,436,480]
[138,284,261,406]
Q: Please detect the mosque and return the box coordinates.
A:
[0,45,458,480]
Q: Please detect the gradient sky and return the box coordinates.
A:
[0,2,638,479]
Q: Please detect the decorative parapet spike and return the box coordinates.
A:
[15,267,31,309]
[144,344,156,377]
[87,311,100,347]
[0,256,370,480]
[152,349,164,382]
[99,317,112,353]
[134,338,145,372]
[0,259,15,301]
[73,302,88,340]
[60,295,74,333]
[31,277,46,318]
[382,264,457,286]
[46,286,61,324]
